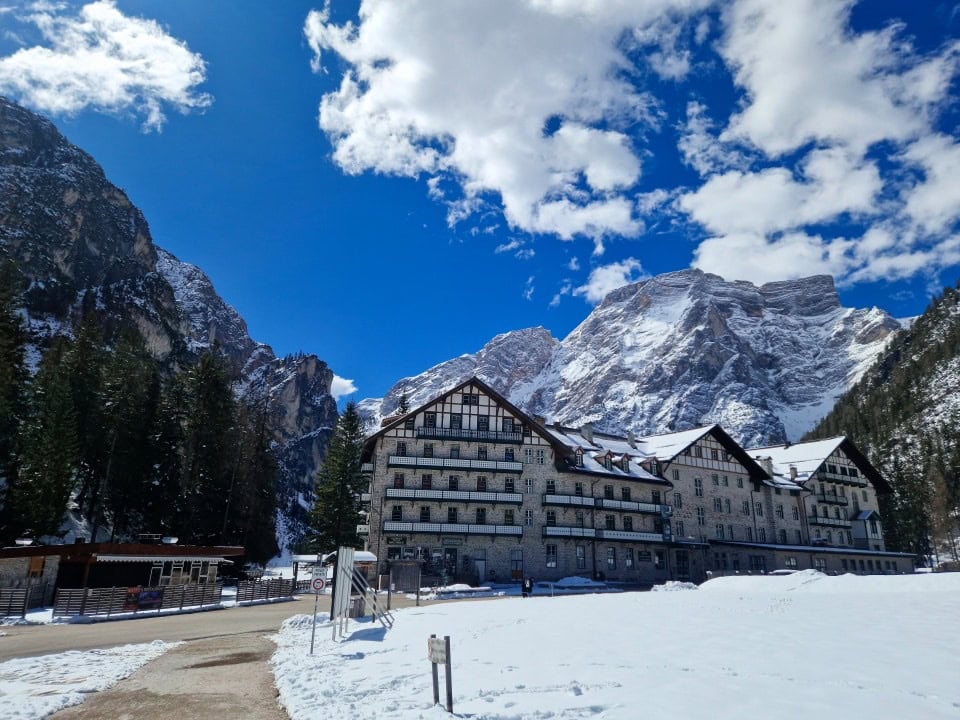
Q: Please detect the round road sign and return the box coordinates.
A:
[311,577,326,593]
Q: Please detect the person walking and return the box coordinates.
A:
[522,577,533,598]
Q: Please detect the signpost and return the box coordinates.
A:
[428,634,453,713]
[309,576,326,655]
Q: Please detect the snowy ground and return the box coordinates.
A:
[0,640,178,719]
[272,571,960,720]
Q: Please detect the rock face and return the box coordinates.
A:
[0,96,337,545]
[362,270,901,445]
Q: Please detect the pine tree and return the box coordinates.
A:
[397,392,410,415]
[15,338,78,539]
[307,402,366,553]
[0,258,28,542]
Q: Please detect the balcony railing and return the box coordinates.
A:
[809,515,852,528]
[541,494,667,514]
[816,470,867,487]
[416,427,524,444]
[388,455,523,473]
[541,526,666,543]
[543,526,596,538]
[386,487,523,504]
[361,463,374,473]
[382,521,522,536]
[816,492,849,506]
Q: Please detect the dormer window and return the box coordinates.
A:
[621,456,630,472]
[650,460,659,476]
[604,455,613,471]
[575,449,584,467]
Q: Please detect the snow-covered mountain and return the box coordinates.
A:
[362,270,901,445]
[0,96,337,542]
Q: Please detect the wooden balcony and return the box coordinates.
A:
[541,526,665,543]
[387,455,523,473]
[816,492,849,506]
[816,470,867,487]
[382,521,522,536]
[808,515,852,528]
[385,487,523,504]
[542,494,667,515]
[416,427,524,444]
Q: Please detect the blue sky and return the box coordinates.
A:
[1,1,959,402]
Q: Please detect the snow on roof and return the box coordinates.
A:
[747,437,846,484]
[637,426,717,460]
[543,425,663,482]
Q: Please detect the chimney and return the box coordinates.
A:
[756,455,775,476]
[789,465,798,481]
[627,430,637,449]
[580,422,593,444]
[533,415,546,427]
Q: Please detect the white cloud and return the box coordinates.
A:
[677,101,747,176]
[567,256,580,271]
[304,1,710,250]
[0,1,210,131]
[901,134,960,235]
[692,232,854,284]
[573,258,648,304]
[330,374,357,400]
[550,280,574,307]
[522,275,535,301]
[718,0,959,155]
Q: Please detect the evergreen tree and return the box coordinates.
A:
[307,402,366,553]
[0,259,28,541]
[397,392,410,415]
[14,338,78,539]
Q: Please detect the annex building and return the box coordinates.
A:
[361,377,915,585]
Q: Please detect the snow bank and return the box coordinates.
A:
[272,573,960,719]
[651,580,698,592]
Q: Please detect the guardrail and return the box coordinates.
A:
[383,521,523,536]
[416,427,524,444]
[388,456,524,472]
[386,487,524,504]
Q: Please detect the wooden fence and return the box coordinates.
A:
[0,583,49,617]
[235,578,295,604]
[53,582,223,618]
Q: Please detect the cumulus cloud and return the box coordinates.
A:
[330,374,357,400]
[304,1,710,251]
[573,258,648,304]
[0,1,210,131]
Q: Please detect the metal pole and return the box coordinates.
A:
[431,633,440,706]
[444,635,453,713]
[310,590,320,655]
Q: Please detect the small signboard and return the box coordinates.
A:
[427,637,447,664]
[311,577,326,593]
[428,634,453,713]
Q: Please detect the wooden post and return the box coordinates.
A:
[444,635,453,713]
[430,633,440,705]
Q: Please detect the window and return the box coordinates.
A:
[606,547,616,570]
[450,413,462,429]
[776,504,784,519]
[676,520,685,536]
[525,510,533,526]
[478,446,488,460]
[694,478,704,497]
[575,510,585,526]
[654,551,665,570]
[462,393,479,406]
[422,474,433,489]
[715,524,725,539]
[546,510,557,526]
[651,490,661,504]
[714,498,723,512]
[697,507,706,526]
[525,478,533,493]
[711,449,720,461]
[723,475,730,486]
[778,529,787,544]
[674,492,683,508]
[693,446,702,458]
[505,478,515,493]
[792,506,799,521]
[737,477,744,488]
[673,469,680,481]
[742,500,750,515]
[447,507,458,523]
[502,417,514,433]
[425,412,437,428]
[546,544,558,568]
[448,476,459,490]
[391,506,402,521]
[504,448,515,462]
[625,548,634,568]
[450,445,460,459]
[621,487,631,501]
[604,485,614,499]
[869,518,879,536]
[604,455,613,471]
[423,443,434,458]
[475,508,486,524]
[576,545,586,569]
[546,479,556,494]
[814,558,827,572]
[477,476,487,492]
[576,450,584,467]
[504,509,514,525]
[623,516,633,531]
[862,490,868,501]
[847,531,853,545]
[834,507,841,519]
[477,416,489,431]
[420,506,431,522]
[796,530,802,544]
[511,549,523,574]
[725,498,732,514]
[605,514,616,530]
[757,527,766,542]
[827,463,837,474]
[826,530,833,543]
[712,473,720,486]
[535,449,545,465]
[785,557,798,569]
[849,467,859,478]
[524,448,533,463]
[841,558,848,571]
[397,441,407,457]
[755,502,763,517]
[839,466,848,476]
[575,482,584,497]
[393,473,405,489]
[404,417,415,430]
[746,527,753,541]
[654,518,663,533]
[728,524,734,540]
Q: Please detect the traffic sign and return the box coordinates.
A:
[311,577,326,593]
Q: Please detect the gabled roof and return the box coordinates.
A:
[640,424,770,481]
[544,425,669,484]
[362,376,571,459]
[747,437,891,494]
